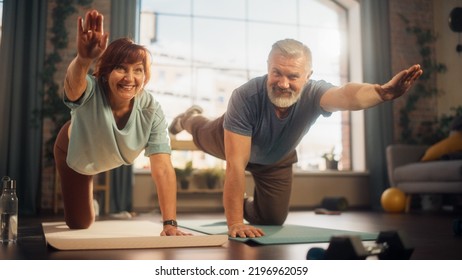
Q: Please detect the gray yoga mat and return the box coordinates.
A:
[179,220,378,245]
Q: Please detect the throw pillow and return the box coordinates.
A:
[421,131,462,161]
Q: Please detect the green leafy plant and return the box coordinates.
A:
[38,0,93,164]
[196,167,225,189]
[398,15,447,144]
[437,106,462,135]
[322,147,339,170]
[174,161,194,190]
[322,147,337,161]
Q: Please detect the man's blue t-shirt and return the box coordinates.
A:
[223,75,334,165]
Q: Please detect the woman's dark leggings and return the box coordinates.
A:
[54,121,95,229]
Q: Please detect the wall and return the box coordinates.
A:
[434,0,462,114]
[388,0,462,144]
[389,0,437,143]
[133,172,370,213]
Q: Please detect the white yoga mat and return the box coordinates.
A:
[42,220,228,250]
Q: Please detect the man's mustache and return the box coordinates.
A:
[272,86,295,95]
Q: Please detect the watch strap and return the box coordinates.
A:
[163,219,178,227]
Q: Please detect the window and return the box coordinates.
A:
[136,0,356,172]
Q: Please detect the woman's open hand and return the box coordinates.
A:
[77,9,109,61]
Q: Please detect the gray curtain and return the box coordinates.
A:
[108,0,140,212]
[360,0,394,210]
[0,0,47,215]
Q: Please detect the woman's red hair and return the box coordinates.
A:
[93,38,151,85]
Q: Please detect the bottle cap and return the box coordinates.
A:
[2,176,16,189]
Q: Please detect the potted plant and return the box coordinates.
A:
[322,147,339,170]
[197,167,225,189]
[398,15,447,145]
[174,161,193,190]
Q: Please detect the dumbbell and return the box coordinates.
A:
[307,231,414,260]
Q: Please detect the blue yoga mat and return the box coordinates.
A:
[180,220,378,245]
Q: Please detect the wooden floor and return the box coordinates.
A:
[3,209,462,260]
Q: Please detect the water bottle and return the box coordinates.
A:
[1,176,18,243]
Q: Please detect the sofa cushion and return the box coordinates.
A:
[394,160,462,182]
[421,131,462,161]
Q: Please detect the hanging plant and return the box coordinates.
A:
[39,0,93,164]
[398,15,447,145]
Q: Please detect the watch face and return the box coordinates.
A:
[449,7,462,32]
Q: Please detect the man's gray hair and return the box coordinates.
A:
[269,39,312,71]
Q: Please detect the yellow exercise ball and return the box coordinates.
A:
[381,187,406,213]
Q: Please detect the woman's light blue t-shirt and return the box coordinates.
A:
[64,75,171,175]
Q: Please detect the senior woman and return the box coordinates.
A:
[54,10,188,236]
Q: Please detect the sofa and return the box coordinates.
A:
[386,144,462,212]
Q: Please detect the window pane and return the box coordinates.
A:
[194,0,246,20]
[193,18,247,73]
[248,0,298,25]
[247,22,298,72]
[141,0,191,15]
[299,0,344,28]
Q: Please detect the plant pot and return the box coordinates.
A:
[178,178,190,190]
[325,159,338,170]
[205,177,219,189]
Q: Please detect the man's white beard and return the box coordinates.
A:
[268,87,301,108]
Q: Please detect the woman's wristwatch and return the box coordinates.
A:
[163,219,178,227]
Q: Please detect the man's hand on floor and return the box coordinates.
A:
[228,223,265,238]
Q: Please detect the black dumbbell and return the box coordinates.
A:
[307,231,414,260]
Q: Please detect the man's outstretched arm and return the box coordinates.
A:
[320,64,423,112]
